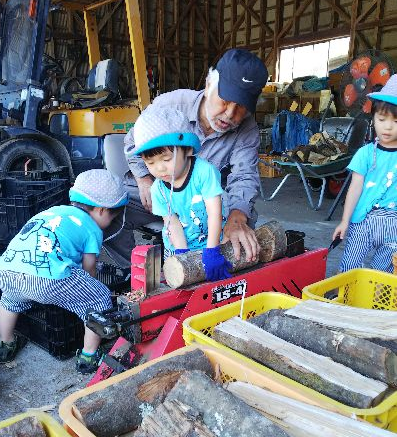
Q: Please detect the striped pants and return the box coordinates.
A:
[0,267,112,321]
[339,209,397,273]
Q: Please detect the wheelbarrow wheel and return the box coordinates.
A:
[325,172,348,199]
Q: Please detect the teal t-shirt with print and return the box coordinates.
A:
[0,205,102,279]
[151,157,224,251]
[348,142,397,223]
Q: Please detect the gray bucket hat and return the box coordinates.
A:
[124,105,201,158]
[69,169,128,208]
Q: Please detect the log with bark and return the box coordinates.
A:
[163,220,287,288]
[285,300,397,342]
[0,416,47,437]
[72,349,214,437]
[227,381,396,437]
[164,370,290,437]
[250,309,397,385]
[213,316,388,408]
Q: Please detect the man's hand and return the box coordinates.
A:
[137,175,154,212]
[222,210,259,262]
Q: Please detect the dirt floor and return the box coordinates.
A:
[0,175,347,422]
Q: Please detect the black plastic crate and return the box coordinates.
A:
[0,174,70,246]
[14,263,129,360]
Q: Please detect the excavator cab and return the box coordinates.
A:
[0,0,149,177]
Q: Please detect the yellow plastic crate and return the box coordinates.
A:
[59,344,356,437]
[0,411,70,437]
[302,268,397,310]
[182,291,397,431]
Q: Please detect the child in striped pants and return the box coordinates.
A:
[333,74,397,273]
[0,169,128,373]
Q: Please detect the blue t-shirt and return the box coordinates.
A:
[0,205,102,279]
[151,157,224,251]
[348,143,397,223]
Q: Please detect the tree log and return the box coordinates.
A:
[165,370,289,437]
[0,417,47,437]
[134,399,217,437]
[285,300,397,341]
[250,309,397,385]
[163,221,286,288]
[227,382,396,437]
[72,349,214,437]
[213,317,388,408]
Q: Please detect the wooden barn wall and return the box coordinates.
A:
[47,0,397,97]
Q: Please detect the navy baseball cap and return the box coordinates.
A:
[216,49,268,113]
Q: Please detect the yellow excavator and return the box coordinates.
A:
[0,0,149,178]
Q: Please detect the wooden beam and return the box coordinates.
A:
[174,0,180,89]
[237,0,274,37]
[277,0,313,40]
[356,0,378,24]
[98,0,122,32]
[322,0,350,22]
[217,0,225,47]
[273,0,283,80]
[217,0,257,57]
[332,0,340,28]
[231,0,237,47]
[375,0,385,49]
[312,0,320,33]
[188,2,195,89]
[348,0,359,58]
[280,27,347,48]
[164,0,195,44]
[294,0,301,37]
[194,5,219,52]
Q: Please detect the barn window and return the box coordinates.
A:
[278,37,350,83]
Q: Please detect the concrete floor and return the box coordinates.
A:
[0,173,347,422]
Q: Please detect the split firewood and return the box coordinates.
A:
[134,399,217,437]
[72,349,214,437]
[285,300,397,342]
[213,316,388,408]
[227,381,396,437]
[250,309,397,385]
[0,416,47,437]
[164,370,290,437]
[163,221,286,288]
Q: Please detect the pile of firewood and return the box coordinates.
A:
[213,299,397,410]
[67,346,395,437]
[287,131,349,165]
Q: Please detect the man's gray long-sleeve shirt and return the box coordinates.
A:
[125,89,261,221]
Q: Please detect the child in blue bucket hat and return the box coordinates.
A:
[333,74,397,272]
[126,105,232,281]
[0,169,128,373]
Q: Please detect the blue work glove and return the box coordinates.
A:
[202,246,232,282]
[174,248,190,255]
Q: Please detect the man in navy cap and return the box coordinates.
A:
[106,48,268,266]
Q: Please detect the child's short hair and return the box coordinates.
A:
[141,145,192,159]
[371,100,397,118]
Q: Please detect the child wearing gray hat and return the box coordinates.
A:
[333,74,397,272]
[127,105,232,281]
[0,169,128,373]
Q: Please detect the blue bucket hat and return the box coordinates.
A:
[216,49,269,113]
[126,105,201,157]
[69,169,129,208]
[368,74,397,106]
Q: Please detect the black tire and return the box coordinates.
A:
[0,139,60,172]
